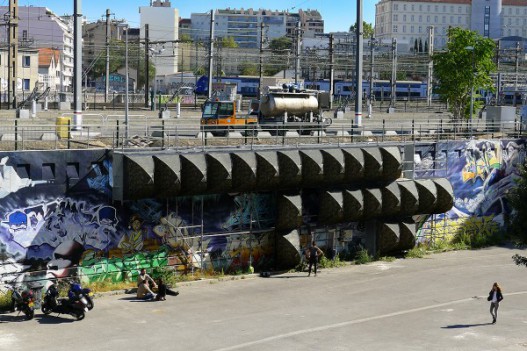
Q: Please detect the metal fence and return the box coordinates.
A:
[0,114,524,151]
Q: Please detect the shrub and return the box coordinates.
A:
[405,246,428,258]
[354,248,373,265]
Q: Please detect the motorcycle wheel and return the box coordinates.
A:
[41,305,52,315]
[86,296,94,310]
[24,308,34,320]
[76,311,85,321]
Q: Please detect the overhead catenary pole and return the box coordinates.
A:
[144,24,150,108]
[125,25,129,141]
[329,33,334,110]
[354,0,363,127]
[8,0,18,110]
[73,0,83,130]
[368,35,375,118]
[207,10,215,100]
[105,8,111,103]
[295,21,301,86]
[426,26,434,106]
[390,37,397,108]
[258,22,264,98]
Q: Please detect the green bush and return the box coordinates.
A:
[319,255,347,268]
[405,246,428,258]
[0,289,12,311]
[354,248,373,265]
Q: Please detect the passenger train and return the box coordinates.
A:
[194,75,429,99]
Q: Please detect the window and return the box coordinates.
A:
[411,25,414,33]
[427,16,430,22]
[411,5,414,11]
[393,25,398,33]
[419,5,422,11]
[419,26,422,33]
[434,16,438,23]
[442,16,446,23]
[403,15,406,21]
[22,30,27,41]
[419,15,422,22]
[403,25,406,33]
[23,56,30,67]
[403,4,406,10]
[394,4,398,10]
[411,15,414,22]
[23,79,30,91]
[394,14,398,21]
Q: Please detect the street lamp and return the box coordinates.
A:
[149,46,165,111]
[367,36,378,118]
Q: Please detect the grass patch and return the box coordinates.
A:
[378,256,396,262]
[405,246,429,258]
[319,255,348,269]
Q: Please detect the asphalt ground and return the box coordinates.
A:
[1,246,526,351]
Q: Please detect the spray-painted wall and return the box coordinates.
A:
[414,139,525,241]
[0,138,523,288]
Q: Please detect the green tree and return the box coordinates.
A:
[507,165,527,244]
[268,36,292,51]
[239,62,259,76]
[349,21,374,38]
[220,36,238,48]
[89,39,155,89]
[433,27,496,120]
[180,33,193,43]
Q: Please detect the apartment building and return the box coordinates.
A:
[0,6,74,91]
[0,49,39,98]
[140,0,179,76]
[375,0,527,51]
[190,8,324,49]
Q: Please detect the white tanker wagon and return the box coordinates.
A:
[256,85,332,135]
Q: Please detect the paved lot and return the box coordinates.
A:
[1,246,527,351]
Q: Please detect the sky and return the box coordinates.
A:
[7,0,378,33]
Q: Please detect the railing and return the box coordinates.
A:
[0,115,524,151]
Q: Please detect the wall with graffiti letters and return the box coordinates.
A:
[414,138,525,242]
[0,139,524,288]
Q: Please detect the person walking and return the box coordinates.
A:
[488,282,504,324]
[306,241,323,277]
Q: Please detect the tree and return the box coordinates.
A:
[418,38,423,53]
[268,36,292,51]
[509,164,527,267]
[239,62,258,76]
[414,39,418,53]
[220,36,238,48]
[349,21,374,38]
[432,27,496,120]
[89,39,155,89]
[179,33,193,43]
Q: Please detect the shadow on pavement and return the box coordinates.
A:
[36,315,76,324]
[0,314,27,323]
[442,323,493,329]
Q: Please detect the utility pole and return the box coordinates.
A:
[514,41,520,106]
[495,40,500,71]
[258,21,265,98]
[105,9,111,103]
[426,26,434,106]
[329,34,334,110]
[354,0,363,127]
[8,0,18,109]
[144,24,150,108]
[390,37,397,109]
[207,10,215,100]
[295,21,301,86]
[73,0,83,130]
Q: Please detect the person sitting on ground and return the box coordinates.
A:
[137,268,157,300]
[155,277,179,301]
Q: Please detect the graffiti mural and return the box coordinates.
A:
[415,139,526,242]
[0,152,276,288]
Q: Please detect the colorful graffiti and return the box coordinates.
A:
[0,152,276,287]
[415,139,525,241]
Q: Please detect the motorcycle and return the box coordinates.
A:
[68,282,94,311]
[41,283,87,320]
[5,284,35,320]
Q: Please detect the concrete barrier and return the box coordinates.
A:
[0,134,20,141]
[361,131,374,136]
[310,131,326,137]
[285,131,300,138]
[226,131,244,138]
[195,132,213,139]
[41,133,58,141]
[385,131,398,136]
[257,131,272,138]
[335,130,350,136]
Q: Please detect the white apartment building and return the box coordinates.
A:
[190,8,324,49]
[375,0,527,52]
[140,0,179,76]
[0,6,74,91]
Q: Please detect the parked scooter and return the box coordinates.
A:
[5,284,35,320]
[68,282,94,311]
[41,283,87,320]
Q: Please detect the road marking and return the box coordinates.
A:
[212,291,527,351]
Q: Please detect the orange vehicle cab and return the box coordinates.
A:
[200,98,258,136]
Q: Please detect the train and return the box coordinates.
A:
[194,75,429,99]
